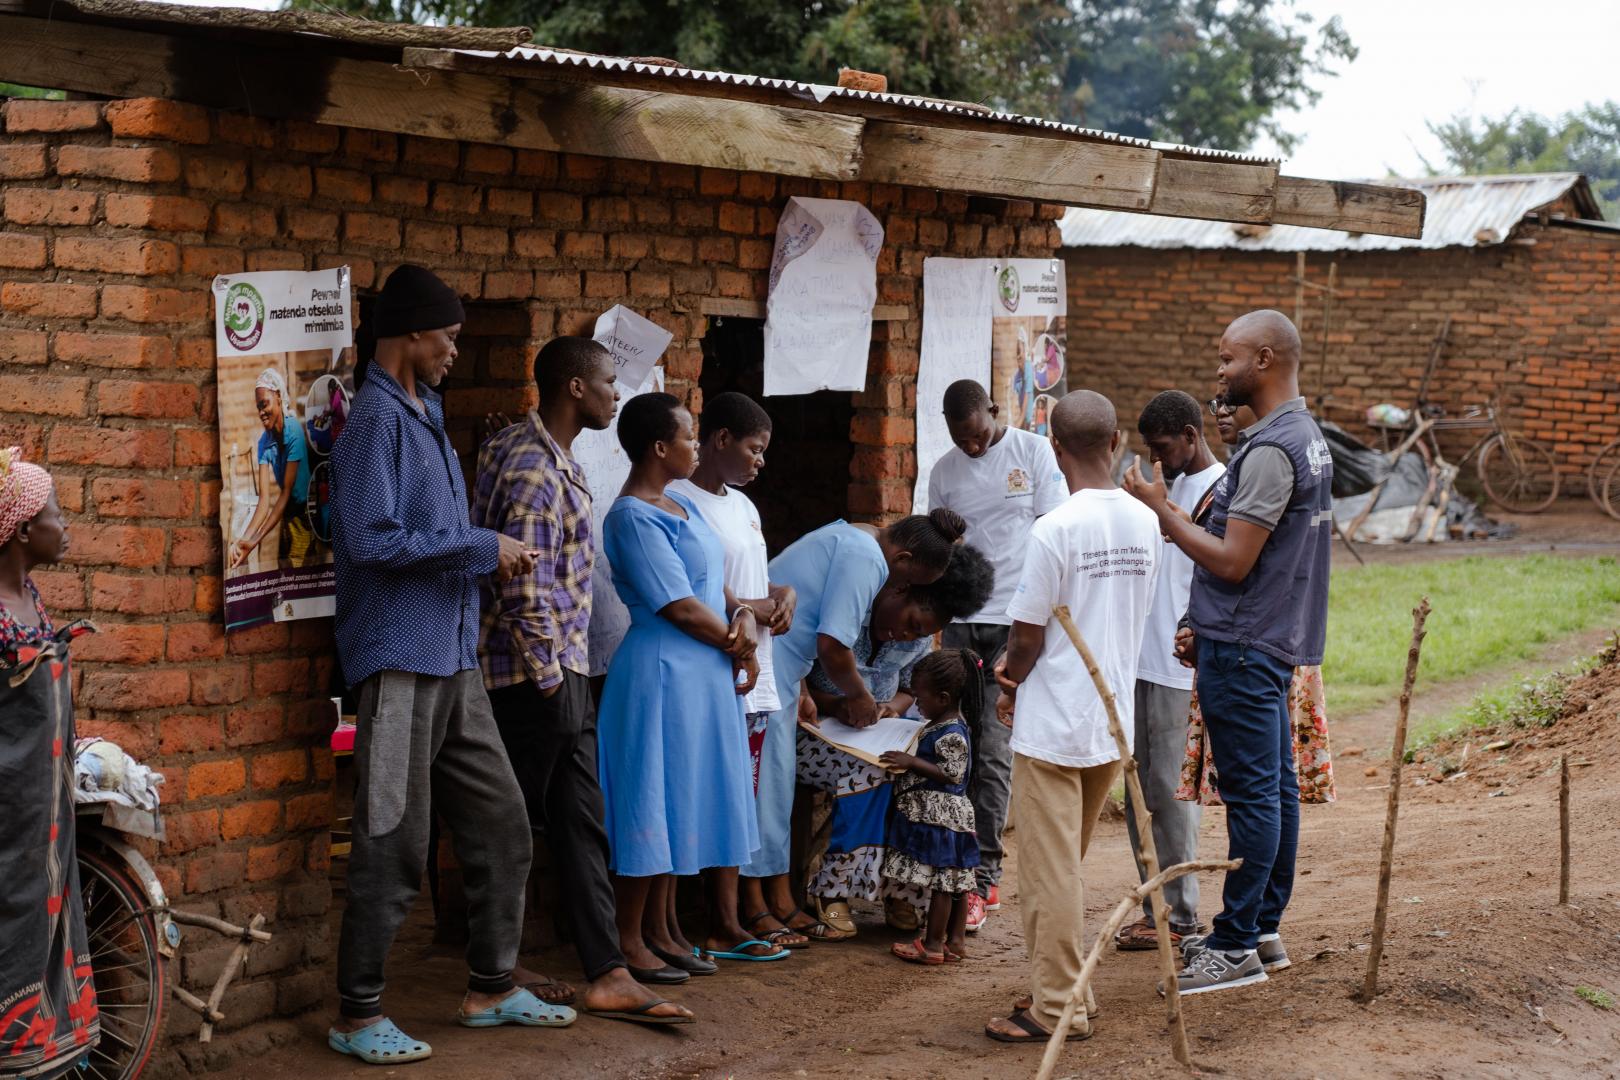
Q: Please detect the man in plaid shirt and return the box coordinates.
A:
[475,336,693,1026]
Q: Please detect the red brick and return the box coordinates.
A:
[224,704,286,746]
[159,714,222,755]
[162,809,222,856]
[608,233,650,260]
[314,167,370,203]
[344,212,400,248]
[431,183,481,215]
[5,100,103,133]
[101,285,208,324]
[402,221,456,254]
[739,172,776,200]
[185,849,246,894]
[851,413,914,446]
[561,231,603,259]
[184,155,247,193]
[91,476,196,518]
[53,476,84,514]
[251,749,308,790]
[31,569,83,611]
[286,120,341,154]
[245,250,304,272]
[403,136,459,169]
[81,668,189,710]
[57,145,179,183]
[0,328,47,365]
[486,187,532,216]
[103,192,210,232]
[103,98,209,143]
[583,271,625,299]
[536,192,582,222]
[342,129,396,163]
[181,246,243,276]
[374,175,428,208]
[187,757,247,799]
[74,717,156,760]
[4,187,95,226]
[169,526,218,568]
[190,664,249,706]
[67,524,165,567]
[463,144,513,175]
[54,333,172,371]
[167,621,226,662]
[675,201,713,228]
[0,232,46,269]
[54,236,180,276]
[629,271,671,298]
[653,236,694,262]
[220,800,281,841]
[215,114,277,150]
[535,271,581,299]
[483,271,533,300]
[284,792,333,832]
[0,375,90,416]
[212,203,278,239]
[512,229,556,259]
[247,840,303,883]
[173,429,217,467]
[49,425,171,469]
[90,571,193,615]
[460,225,508,256]
[98,379,199,419]
[72,621,165,664]
[514,149,558,179]
[0,144,48,179]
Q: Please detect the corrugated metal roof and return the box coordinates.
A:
[1061,173,1597,251]
[458,46,1278,166]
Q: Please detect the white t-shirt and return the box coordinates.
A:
[666,479,780,713]
[1137,462,1225,691]
[926,426,1067,625]
[1005,488,1163,768]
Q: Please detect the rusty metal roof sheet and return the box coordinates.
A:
[1061,173,1599,251]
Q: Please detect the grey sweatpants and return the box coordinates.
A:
[1124,679,1203,932]
[337,669,533,1019]
[942,622,1012,897]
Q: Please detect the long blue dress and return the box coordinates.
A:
[598,491,759,877]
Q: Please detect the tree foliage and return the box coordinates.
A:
[288,0,1352,152]
[1426,102,1620,220]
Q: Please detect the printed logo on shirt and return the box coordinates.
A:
[1005,468,1031,498]
[1306,438,1333,477]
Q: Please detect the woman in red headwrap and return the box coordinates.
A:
[0,448,101,1075]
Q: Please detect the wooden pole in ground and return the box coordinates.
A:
[1048,606,1189,1065]
[1360,597,1431,1002]
[1558,754,1570,904]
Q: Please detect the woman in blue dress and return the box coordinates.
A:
[598,393,780,984]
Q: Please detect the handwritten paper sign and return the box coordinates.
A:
[763,197,883,396]
[592,304,671,392]
[912,258,996,514]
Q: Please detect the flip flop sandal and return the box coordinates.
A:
[744,911,812,949]
[328,1018,432,1064]
[707,938,791,962]
[890,938,946,965]
[814,896,857,935]
[1114,919,1175,952]
[586,999,696,1026]
[985,1011,1092,1044]
[784,906,853,944]
[458,987,576,1028]
[627,963,691,985]
[651,945,717,976]
[521,974,577,1006]
[944,947,966,963]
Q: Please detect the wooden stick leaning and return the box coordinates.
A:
[1558,754,1570,905]
[1044,606,1188,1066]
[1035,859,1241,1080]
[1359,596,1431,1002]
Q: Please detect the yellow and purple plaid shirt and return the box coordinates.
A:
[473,412,593,690]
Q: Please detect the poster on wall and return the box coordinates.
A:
[911,258,1067,514]
[762,196,884,396]
[212,267,354,632]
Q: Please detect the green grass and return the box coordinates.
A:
[1576,986,1615,1010]
[1324,555,1620,717]
[1407,655,1600,758]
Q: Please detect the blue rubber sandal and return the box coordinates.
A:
[328,1018,433,1063]
[458,987,577,1028]
[707,938,790,962]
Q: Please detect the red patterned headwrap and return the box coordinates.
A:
[0,447,54,547]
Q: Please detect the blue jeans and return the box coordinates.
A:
[1196,638,1298,951]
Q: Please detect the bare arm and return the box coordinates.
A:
[994,620,1046,727]
[1123,459,1271,584]
[816,633,878,728]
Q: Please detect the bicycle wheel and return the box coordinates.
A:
[1600,451,1620,522]
[1588,438,1620,509]
[79,845,166,1080]
[1477,433,1560,513]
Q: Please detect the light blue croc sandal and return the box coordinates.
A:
[328,1018,432,1064]
[458,987,576,1028]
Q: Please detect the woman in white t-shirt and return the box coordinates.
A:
[666,392,802,959]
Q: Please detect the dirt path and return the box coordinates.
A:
[238,626,1620,1080]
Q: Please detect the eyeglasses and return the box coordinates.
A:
[1206,397,1233,418]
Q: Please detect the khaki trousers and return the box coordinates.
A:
[1012,751,1123,1034]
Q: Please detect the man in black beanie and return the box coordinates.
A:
[328,265,568,1062]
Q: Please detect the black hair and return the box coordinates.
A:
[910,648,985,728]
[616,392,684,461]
[535,336,612,401]
[698,391,772,442]
[884,508,968,575]
[1137,390,1203,439]
[916,544,995,623]
[942,379,993,422]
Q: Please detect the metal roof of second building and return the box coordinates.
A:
[1060,173,1600,252]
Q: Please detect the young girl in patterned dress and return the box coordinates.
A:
[881,649,984,965]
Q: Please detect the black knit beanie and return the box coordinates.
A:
[372,264,465,338]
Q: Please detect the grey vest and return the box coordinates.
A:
[1187,408,1333,667]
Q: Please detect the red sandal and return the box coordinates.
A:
[890,938,946,965]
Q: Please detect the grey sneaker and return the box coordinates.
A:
[1257,933,1291,972]
[1175,948,1268,995]
[1180,933,1209,962]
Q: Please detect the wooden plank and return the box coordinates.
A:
[1274,176,1427,239]
[0,15,864,180]
[701,297,910,322]
[1149,157,1278,224]
[860,120,1159,211]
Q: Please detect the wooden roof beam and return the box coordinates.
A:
[1274,177,1427,239]
[1148,157,1279,224]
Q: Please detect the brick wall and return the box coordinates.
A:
[0,95,1061,1059]
[1064,219,1620,476]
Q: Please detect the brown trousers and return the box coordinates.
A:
[1012,752,1123,1034]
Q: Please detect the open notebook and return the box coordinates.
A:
[800,715,926,768]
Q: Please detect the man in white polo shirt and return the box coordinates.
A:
[926,379,1065,933]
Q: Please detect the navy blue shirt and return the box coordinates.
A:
[330,365,499,687]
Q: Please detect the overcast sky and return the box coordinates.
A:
[168,0,1616,182]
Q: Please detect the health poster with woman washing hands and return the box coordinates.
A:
[212,267,355,631]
